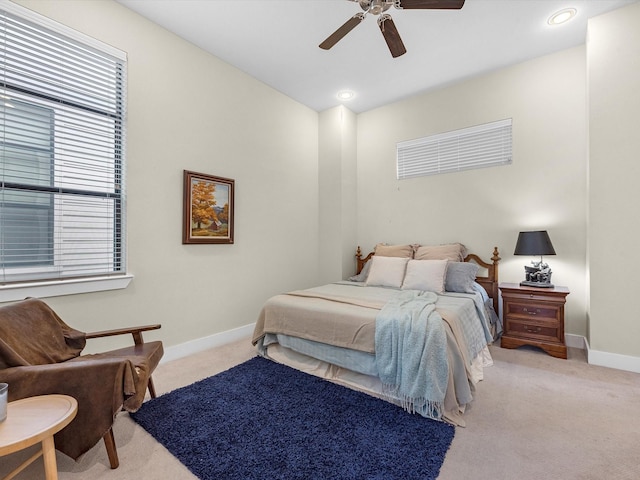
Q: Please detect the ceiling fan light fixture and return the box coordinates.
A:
[547,8,577,26]
[368,0,390,15]
[337,90,355,100]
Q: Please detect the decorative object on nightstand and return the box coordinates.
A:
[514,230,556,288]
[499,283,570,359]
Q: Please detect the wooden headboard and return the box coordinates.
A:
[355,246,501,313]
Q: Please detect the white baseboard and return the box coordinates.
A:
[585,338,640,374]
[565,334,640,373]
[161,322,256,364]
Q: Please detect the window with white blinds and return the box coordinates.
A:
[396,118,512,180]
[0,2,127,284]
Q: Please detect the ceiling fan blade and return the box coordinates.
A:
[378,15,406,58]
[319,13,366,50]
[395,0,465,9]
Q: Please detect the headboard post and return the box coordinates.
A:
[355,246,374,275]
[464,246,501,313]
[491,246,501,300]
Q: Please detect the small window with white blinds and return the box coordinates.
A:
[396,119,512,180]
[0,1,127,284]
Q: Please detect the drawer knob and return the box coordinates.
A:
[522,307,538,315]
[525,326,542,333]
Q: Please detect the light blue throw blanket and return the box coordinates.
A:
[375,290,448,421]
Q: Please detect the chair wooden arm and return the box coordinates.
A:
[85,324,163,402]
[85,324,161,345]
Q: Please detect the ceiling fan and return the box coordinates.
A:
[319,0,466,58]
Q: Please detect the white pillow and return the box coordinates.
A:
[365,256,410,288]
[401,259,448,293]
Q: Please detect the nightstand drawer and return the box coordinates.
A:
[506,319,560,341]
[506,302,559,320]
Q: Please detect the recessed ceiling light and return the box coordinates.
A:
[548,8,577,26]
[337,90,354,101]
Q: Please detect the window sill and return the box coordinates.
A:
[0,274,134,303]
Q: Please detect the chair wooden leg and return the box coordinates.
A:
[147,376,157,399]
[103,427,119,469]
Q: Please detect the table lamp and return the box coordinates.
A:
[514,230,556,288]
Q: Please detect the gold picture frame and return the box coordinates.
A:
[183,170,234,244]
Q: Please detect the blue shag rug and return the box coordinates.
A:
[130,356,455,480]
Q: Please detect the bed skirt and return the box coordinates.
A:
[259,338,493,427]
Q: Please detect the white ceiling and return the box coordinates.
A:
[116,0,637,113]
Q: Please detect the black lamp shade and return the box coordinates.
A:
[514,231,556,256]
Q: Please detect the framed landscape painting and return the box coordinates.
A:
[183,170,234,244]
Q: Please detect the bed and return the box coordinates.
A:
[252,243,501,426]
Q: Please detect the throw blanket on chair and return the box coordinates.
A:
[375,290,448,421]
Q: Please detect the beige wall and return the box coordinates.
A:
[588,2,640,359]
[318,106,358,284]
[10,0,321,353]
[6,1,639,369]
[356,47,588,337]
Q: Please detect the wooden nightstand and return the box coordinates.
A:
[499,283,570,359]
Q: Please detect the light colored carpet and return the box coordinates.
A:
[2,339,639,480]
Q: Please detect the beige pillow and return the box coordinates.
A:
[401,259,448,293]
[414,243,467,262]
[374,243,415,258]
[365,256,410,288]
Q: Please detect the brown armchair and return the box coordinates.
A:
[0,298,164,469]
